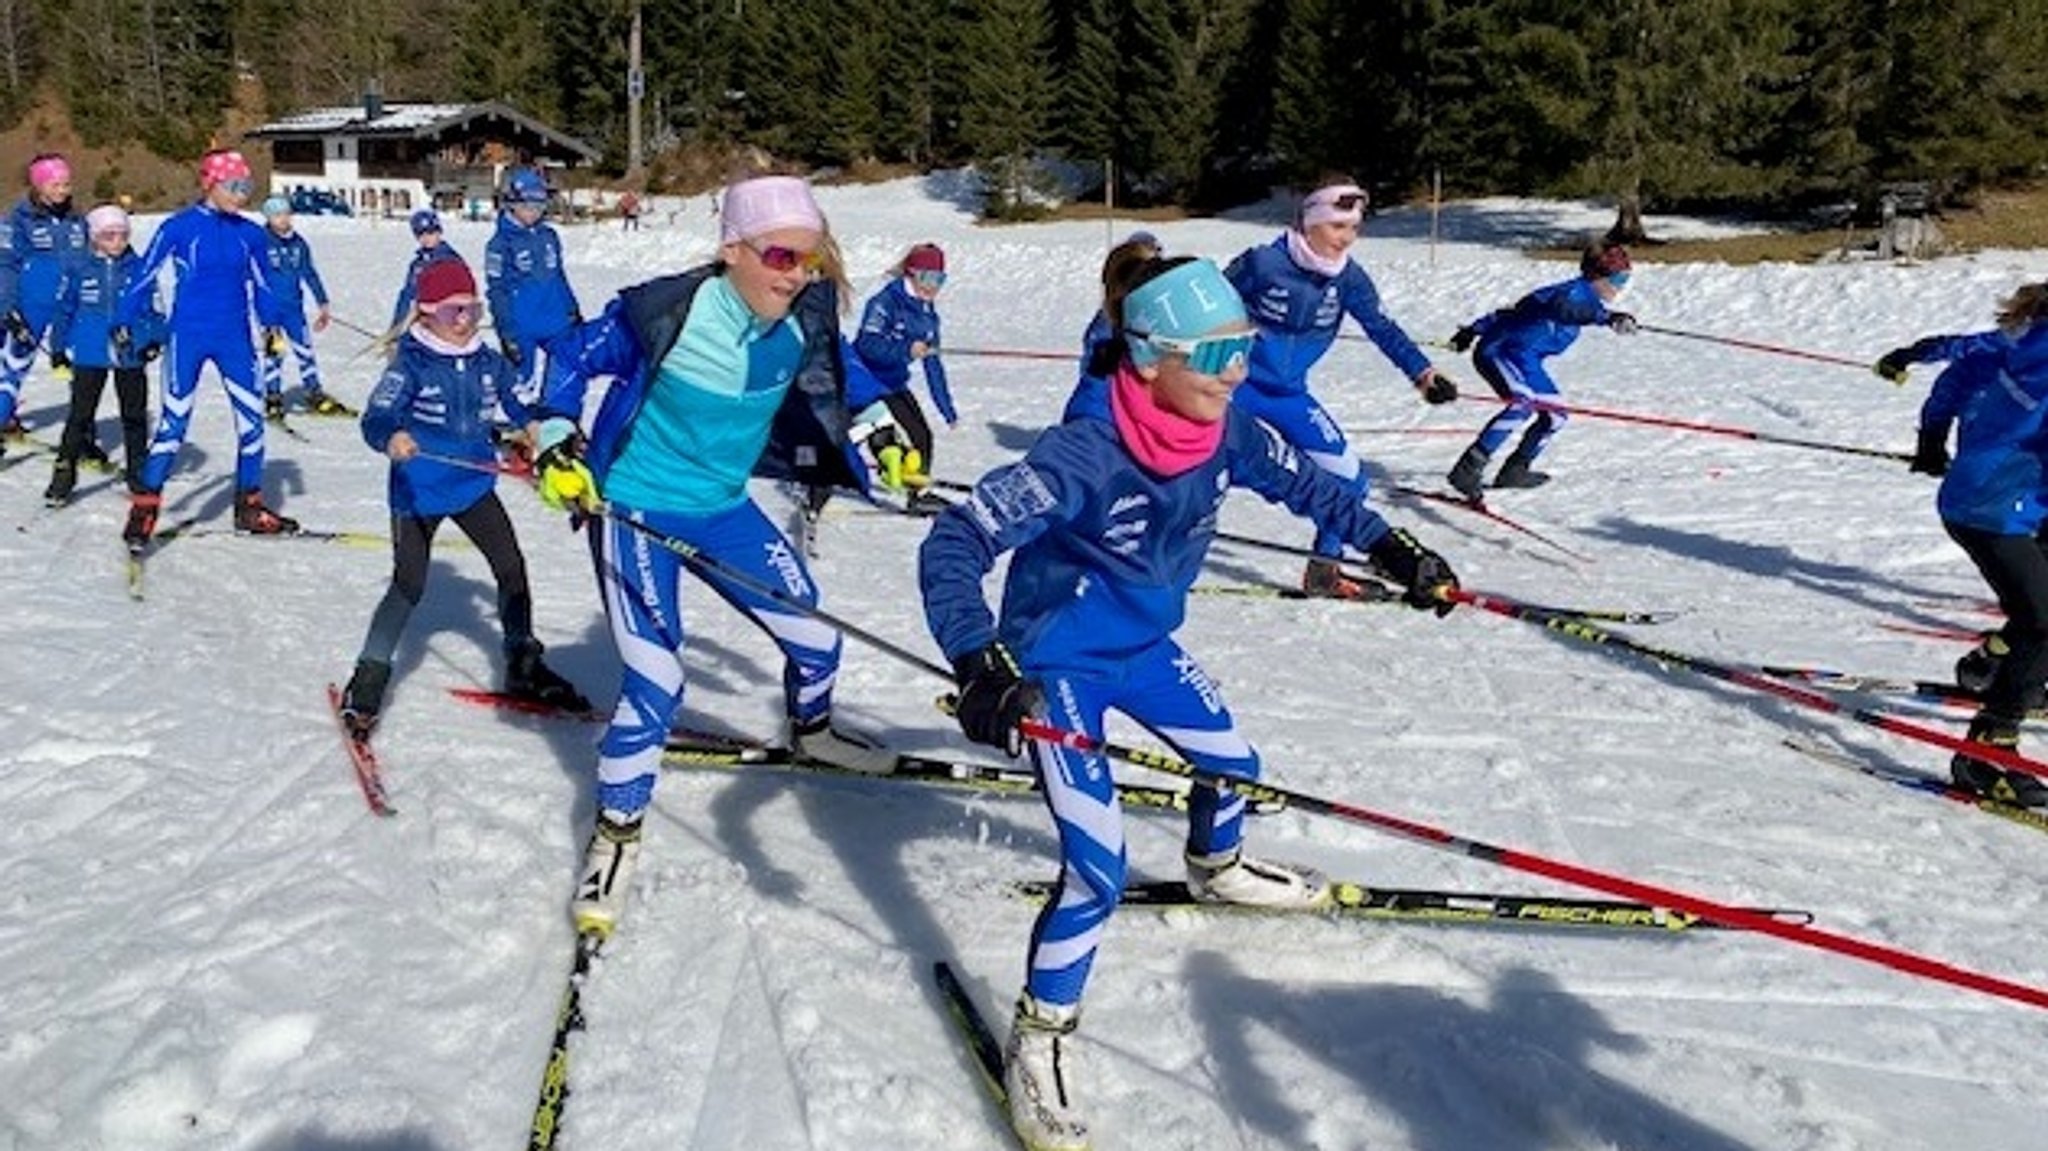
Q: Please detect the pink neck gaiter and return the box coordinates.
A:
[1110,364,1222,477]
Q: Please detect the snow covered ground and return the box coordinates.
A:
[3,178,2046,1151]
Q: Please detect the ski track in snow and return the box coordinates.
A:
[2,183,2047,1149]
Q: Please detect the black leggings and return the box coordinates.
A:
[61,366,150,490]
[357,491,533,665]
[865,389,935,468]
[1946,520,2048,720]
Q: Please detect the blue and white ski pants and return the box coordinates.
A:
[1022,639,1258,1008]
[260,310,323,398]
[1472,351,1565,462]
[1231,383,1366,559]
[140,328,266,494]
[590,498,843,817]
[0,295,60,426]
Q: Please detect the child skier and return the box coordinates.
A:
[43,204,161,504]
[0,153,89,450]
[852,242,953,497]
[338,258,588,737]
[1444,242,1639,498]
[118,149,296,546]
[257,194,348,418]
[527,174,896,938]
[485,167,581,404]
[919,255,1461,1151]
[1224,179,1459,599]
[1884,286,2048,807]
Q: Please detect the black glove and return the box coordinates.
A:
[138,340,162,364]
[110,325,133,359]
[1607,311,1639,335]
[262,326,287,357]
[952,643,1043,757]
[1367,527,1460,615]
[1910,426,1950,477]
[49,350,70,371]
[500,337,523,367]
[1419,371,1458,405]
[1875,349,1912,385]
[1448,326,1478,353]
[4,310,30,345]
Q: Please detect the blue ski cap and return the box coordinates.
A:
[505,167,549,205]
[409,208,443,236]
[259,195,291,219]
[1123,259,1248,366]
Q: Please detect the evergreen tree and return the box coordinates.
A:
[955,0,1053,215]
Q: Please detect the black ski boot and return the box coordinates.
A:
[44,459,76,506]
[1446,445,1489,501]
[1956,633,2009,694]
[340,659,392,740]
[1951,714,2048,808]
[506,640,592,713]
[1491,451,1552,490]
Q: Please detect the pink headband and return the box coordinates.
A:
[28,157,70,189]
[1300,183,1367,228]
[720,176,824,244]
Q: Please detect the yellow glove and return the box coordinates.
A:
[534,418,600,513]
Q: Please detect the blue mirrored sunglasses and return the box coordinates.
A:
[912,269,948,289]
[1607,271,1631,288]
[220,177,255,198]
[1142,331,1257,376]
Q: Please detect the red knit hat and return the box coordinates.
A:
[417,259,478,306]
[904,244,946,274]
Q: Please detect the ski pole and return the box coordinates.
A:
[944,346,1073,363]
[1636,323,1871,371]
[1011,715,2048,1013]
[1455,394,1912,463]
[328,313,391,342]
[1445,586,2048,781]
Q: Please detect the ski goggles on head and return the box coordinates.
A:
[1137,330,1257,376]
[428,300,482,326]
[749,239,824,274]
[911,269,948,290]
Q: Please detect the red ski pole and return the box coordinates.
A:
[1456,394,1912,463]
[1637,323,1872,371]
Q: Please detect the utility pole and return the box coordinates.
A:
[626,0,644,175]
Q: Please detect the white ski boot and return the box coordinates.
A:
[1185,846,1331,909]
[1004,994,1090,1151]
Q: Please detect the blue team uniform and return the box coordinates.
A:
[50,246,163,369]
[119,201,283,494]
[1224,235,1432,556]
[537,268,870,819]
[361,332,528,516]
[853,277,955,422]
[1461,275,1616,464]
[257,228,330,398]
[485,212,579,401]
[0,195,89,424]
[1907,329,2048,535]
[919,383,1398,1007]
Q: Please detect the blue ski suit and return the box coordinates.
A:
[49,246,164,370]
[1462,274,1617,464]
[920,374,1400,1008]
[536,266,871,819]
[1224,234,1432,557]
[485,212,579,401]
[256,228,330,398]
[0,195,89,424]
[119,201,284,494]
[853,277,955,423]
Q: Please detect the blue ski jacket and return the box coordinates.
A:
[361,330,530,517]
[536,264,873,509]
[0,196,89,318]
[257,229,329,326]
[1223,235,1431,397]
[853,277,955,423]
[50,247,165,369]
[119,202,279,334]
[485,213,579,352]
[920,377,1396,676]
[1465,275,1614,368]
[1910,328,2048,534]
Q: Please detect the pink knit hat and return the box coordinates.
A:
[720,176,823,243]
[85,204,129,235]
[27,155,69,189]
